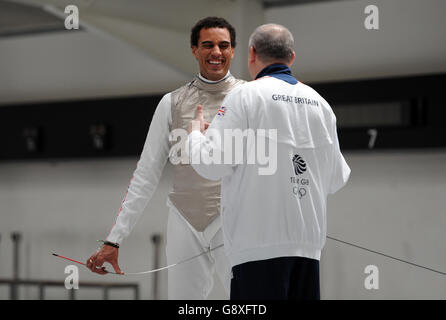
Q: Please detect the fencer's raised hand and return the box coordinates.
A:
[188,104,210,133]
[86,245,123,275]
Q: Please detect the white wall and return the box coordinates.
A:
[266,0,446,82]
[1,150,445,299]
[0,30,191,105]
[322,150,446,299]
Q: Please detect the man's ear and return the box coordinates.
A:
[288,51,296,67]
[192,46,199,60]
[248,46,256,64]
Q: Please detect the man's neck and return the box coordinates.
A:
[255,63,297,85]
[198,71,231,84]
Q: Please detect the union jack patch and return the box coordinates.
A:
[217,106,226,117]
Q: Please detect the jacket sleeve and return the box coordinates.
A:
[188,88,246,181]
[328,114,351,194]
[106,93,172,244]
[188,130,235,180]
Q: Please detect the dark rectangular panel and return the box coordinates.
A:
[0,73,445,161]
[333,101,412,128]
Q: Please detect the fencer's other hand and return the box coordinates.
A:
[188,104,209,133]
[198,105,211,132]
[86,245,123,275]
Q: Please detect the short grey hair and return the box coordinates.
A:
[248,24,294,63]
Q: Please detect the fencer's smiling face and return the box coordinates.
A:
[192,27,234,81]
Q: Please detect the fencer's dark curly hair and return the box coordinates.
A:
[190,17,236,48]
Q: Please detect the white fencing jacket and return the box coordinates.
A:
[106,93,171,244]
[189,64,351,267]
[106,72,241,244]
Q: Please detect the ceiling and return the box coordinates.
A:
[263,0,343,8]
[0,0,66,37]
[0,0,348,37]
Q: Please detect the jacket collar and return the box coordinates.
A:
[255,63,298,85]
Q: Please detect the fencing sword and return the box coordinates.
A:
[52,244,224,275]
[327,236,446,276]
[53,237,445,277]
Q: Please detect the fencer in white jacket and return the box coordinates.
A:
[86,17,244,299]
